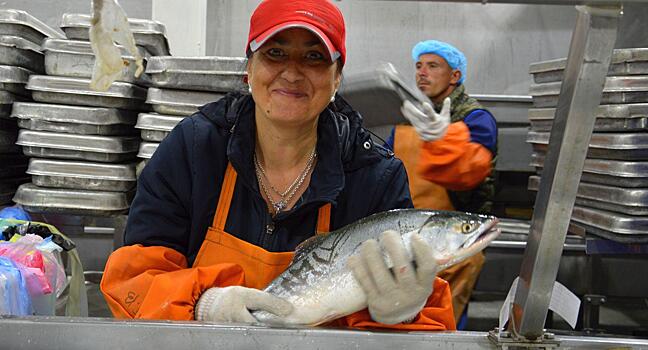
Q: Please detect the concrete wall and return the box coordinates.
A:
[1,0,152,33]
[204,1,577,95]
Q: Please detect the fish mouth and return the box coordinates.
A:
[435,217,502,269]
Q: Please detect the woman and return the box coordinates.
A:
[101,0,455,330]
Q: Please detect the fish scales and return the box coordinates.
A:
[253,208,500,326]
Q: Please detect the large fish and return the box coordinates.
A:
[253,209,500,326]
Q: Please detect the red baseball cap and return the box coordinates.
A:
[246,0,346,66]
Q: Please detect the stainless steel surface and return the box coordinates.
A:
[146,87,223,116]
[12,183,132,216]
[472,94,533,125]
[27,75,147,110]
[42,39,148,84]
[528,131,648,160]
[529,104,648,131]
[1,317,648,350]
[530,48,648,83]
[512,5,620,340]
[146,56,247,92]
[0,35,44,73]
[572,205,648,236]
[27,158,137,192]
[532,152,648,187]
[529,76,648,107]
[529,175,648,215]
[496,127,534,172]
[0,64,31,96]
[136,112,181,141]
[0,9,64,45]
[12,101,138,136]
[17,130,139,163]
[60,13,169,56]
[137,142,159,159]
[339,65,430,127]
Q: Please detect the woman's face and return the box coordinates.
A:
[247,28,342,128]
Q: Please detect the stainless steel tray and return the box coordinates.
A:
[135,113,183,142]
[339,64,430,127]
[146,56,247,92]
[529,175,648,215]
[571,205,648,242]
[13,182,133,216]
[27,158,137,192]
[60,13,169,56]
[0,9,64,45]
[530,48,648,83]
[532,151,648,188]
[137,142,159,159]
[528,104,648,132]
[11,102,138,135]
[27,75,147,110]
[17,130,140,163]
[529,76,648,108]
[146,87,223,116]
[0,64,31,96]
[0,35,44,73]
[528,131,648,160]
[42,38,148,84]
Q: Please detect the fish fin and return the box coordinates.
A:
[308,311,342,327]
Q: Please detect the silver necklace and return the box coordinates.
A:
[254,148,317,214]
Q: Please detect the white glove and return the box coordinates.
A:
[347,230,439,325]
[195,286,293,323]
[401,97,451,142]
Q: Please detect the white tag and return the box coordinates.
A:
[549,281,581,329]
[498,277,519,335]
[498,277,581,333]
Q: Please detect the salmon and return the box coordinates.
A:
[253,209,500,325]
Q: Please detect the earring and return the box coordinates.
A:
[330,90,337,103]
[248,84,252,94]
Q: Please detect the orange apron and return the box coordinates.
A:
[192,162,331,290]
[394,125,484,321]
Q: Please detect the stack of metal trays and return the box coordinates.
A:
[41,38,149,85]
[60,13,170,56]
[7,11,157,216]
[136,57,239,173]
[527,48,648,243]
[0,9,61,205]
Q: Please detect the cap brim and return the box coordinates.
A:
[249,22,341,62]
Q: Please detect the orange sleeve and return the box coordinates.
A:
[325,277,456,331]
[100,244,245,320]
[417,122,492,191]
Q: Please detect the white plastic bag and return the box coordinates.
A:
[89,0,143,91]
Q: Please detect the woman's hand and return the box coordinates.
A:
[347,230,439,324]
[195,286,293,323]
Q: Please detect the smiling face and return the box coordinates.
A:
[415,53,461,104]
[247,28,342,128]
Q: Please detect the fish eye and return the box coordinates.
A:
[461,223,474,233]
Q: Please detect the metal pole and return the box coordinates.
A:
[510,4,621,340]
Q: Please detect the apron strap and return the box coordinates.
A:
[212,162,237,230]
[212,162,332,235]
[316,203,331,235]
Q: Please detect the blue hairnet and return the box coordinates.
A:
[411,40,467,84]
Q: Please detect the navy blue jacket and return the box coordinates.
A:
[125,93,413,265]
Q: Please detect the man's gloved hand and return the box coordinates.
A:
[195,286,293,323]
[347,230,439,325]
[401,97,451,142]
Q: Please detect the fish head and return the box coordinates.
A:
[416,211,500,269]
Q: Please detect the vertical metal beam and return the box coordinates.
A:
[510,5,621,340]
